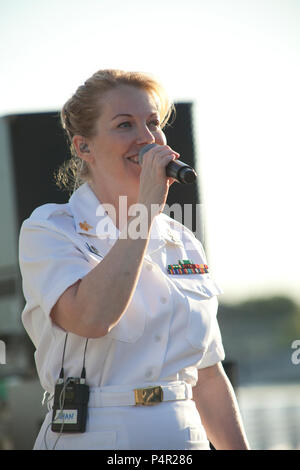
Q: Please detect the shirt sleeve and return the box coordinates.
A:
[19,218,92,318]
[197,314,226,369]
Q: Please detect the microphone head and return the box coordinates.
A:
[179,167,197,184]
[138,143,157,165]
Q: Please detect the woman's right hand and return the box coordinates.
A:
[137,144,180,218]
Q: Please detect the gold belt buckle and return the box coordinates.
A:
[134,386,163,406]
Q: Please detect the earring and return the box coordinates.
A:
[80,143,90,153]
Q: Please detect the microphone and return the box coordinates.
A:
[138,144,197,184]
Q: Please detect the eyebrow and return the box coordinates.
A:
[111,112,159,121]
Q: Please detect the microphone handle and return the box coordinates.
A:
[138,143,197,184]
[166,159,197,184]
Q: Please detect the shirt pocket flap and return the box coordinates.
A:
[171,276,223,299]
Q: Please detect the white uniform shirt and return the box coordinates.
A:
[19,183,225,393]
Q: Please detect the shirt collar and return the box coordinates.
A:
[68,183,184,249]
[69,183,118,238]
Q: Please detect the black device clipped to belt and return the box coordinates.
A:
[51,334,90,433]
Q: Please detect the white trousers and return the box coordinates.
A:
[34,385,210,450]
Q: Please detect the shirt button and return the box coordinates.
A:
[154,335,161,343]
[160,297,167,304]
[146,264,153,271]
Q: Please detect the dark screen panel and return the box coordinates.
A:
[5,112,69,227]
[164,103,201,235]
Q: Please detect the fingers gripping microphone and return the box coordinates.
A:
[138,144,197,184]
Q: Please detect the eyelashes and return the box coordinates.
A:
[117,119,160,129]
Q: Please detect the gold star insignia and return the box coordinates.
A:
[79,220,93,232]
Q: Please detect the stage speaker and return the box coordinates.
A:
[2,112,69,228]
[164,103,202,239]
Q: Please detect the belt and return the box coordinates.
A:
[88,381,193,407]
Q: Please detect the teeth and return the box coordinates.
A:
[128,157,139,164]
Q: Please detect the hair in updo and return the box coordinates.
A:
[55,69,175,192]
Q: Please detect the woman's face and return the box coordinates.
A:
[86,84,166,199]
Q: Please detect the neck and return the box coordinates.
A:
[89,180,138,231]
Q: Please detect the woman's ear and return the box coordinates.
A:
[73,135,92,162]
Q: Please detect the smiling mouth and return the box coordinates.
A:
[127,155,140,165]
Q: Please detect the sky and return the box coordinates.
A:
[0,0,300,305]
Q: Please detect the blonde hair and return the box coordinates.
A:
[55,69,175,192]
